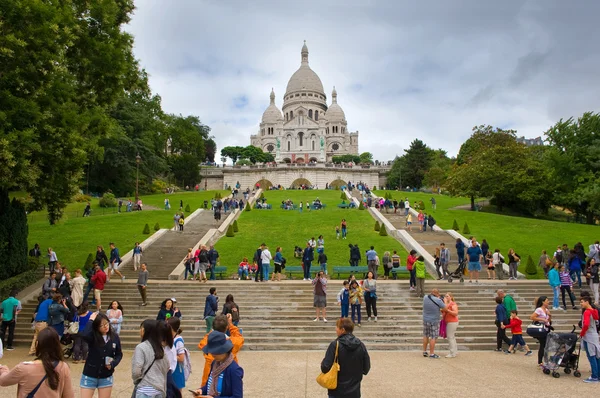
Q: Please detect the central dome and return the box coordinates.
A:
[285,41,325,97]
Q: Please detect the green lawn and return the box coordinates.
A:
[215,190,409,278]
[26,190,228,269]
[374,190,599,277]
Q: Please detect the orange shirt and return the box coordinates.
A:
[444,301,459,323]
[198,323,244,387]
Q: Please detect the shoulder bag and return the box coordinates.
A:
[27,361,59,398]
[66,315,79,335]
[132,357,157,398]
[316,341,340,390]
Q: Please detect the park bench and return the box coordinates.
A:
[337,203,350,208]
[212,266,228,279]
[254,203,272,209]
[284,266,305,278]
[332,266,369,279]
[390,266,409,278]
[280,204,298,210]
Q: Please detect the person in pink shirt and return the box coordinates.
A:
[417,211,425,232]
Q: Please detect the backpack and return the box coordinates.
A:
[199,250,209,263]
[555,251,563,264]
[174,337,192,381]
[178,218,184,225]
[230,304,240,323]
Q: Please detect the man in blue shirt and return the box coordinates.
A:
[422,288,446,358]
[29,296,52,355]
[0,289,22,351]
[466,240,483,283]
[366,246,378,278]
[107,242,125,282]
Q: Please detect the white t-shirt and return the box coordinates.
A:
[165,346,176,372]
[261,249,272,264]
[404,201,410,209]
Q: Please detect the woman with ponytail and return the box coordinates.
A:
[0,327,74,397]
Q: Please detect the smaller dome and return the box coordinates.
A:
[325,86,346,122]
[262,88,283,123]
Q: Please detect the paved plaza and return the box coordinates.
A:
[0,347,597,397]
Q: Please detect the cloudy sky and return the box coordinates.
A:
[126,0,600,161]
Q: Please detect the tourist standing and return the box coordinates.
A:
[133,242,143,271]
[587,259,600,305]
[439,243,450,280]
[507,248,521,280]
[208,245,219,281]
[95,245,109,271]
[313,271,328,322]
[443,292,459,358]
[204,288,219,333]
[71,269,86,308]
[107,242,124,282]
[302,242,314,281]
[47,247,58,274]
[363,271,378,322]
[196,331,244,397]
[349,280,363,327]
[260,243,272,282]
[568,249,583,288]
[167,317,187,391]
[495,296,511,352]
[317,235,325,253]
[579,296,600,383]
[0,289,21,351]
[318,250,328,276]
[466,240,482,283]
[72,303,93,364]
[132,320,171,398]
[198,245,210,283]
[530,296,551,367]
[106,301,123,335]
[320,318,370,398]
[90,265,106,312]
[337,281,350,318]
[272,247,283,281]
[349,244,360,267]
[48,293,70,338]
[366,246,378,278]
[29,295,52,355]
[137,263,149,307]
[559,264,577,310]
[157,298,182,321]
[80,312,123,397]
[0,328,74,396]
[493,249,505,280]
[42,272,58,300]
[422,289,446,359]
[382,251,391,280]
[407,250,417,287]
[455,238,465,266]
[222,295,240,327]
[548,263,561,310]
[415,256,426,298]
[341,219,348,239]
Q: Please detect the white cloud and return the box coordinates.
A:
[126,0,600,160]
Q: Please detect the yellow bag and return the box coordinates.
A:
[316,341,340,389]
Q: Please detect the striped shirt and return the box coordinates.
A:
[559,271,572,287]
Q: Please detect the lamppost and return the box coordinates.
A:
[135,153,141,203]
[204,157,208,191]
[221,156,227,168]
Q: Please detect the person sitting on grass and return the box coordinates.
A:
[501,310,533,356]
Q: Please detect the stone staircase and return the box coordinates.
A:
[13,280,585,352]
[118,210,225,280]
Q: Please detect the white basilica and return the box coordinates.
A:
[250,42,359,163]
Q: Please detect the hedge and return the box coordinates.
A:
[0,258,41,300]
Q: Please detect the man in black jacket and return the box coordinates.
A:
[321,318,370,398]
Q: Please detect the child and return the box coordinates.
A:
[318,251,328,275]
[306,201,310,211]
[349,280,363,326]
[249,261,258,281]
[335,225,341,240]
[559,264,577,310]
[337,281,350,318]
[238,258,249,280]
[415,255,426,298]
[406,213,413,232]
[486,251,495,280]
[502,310,533,355]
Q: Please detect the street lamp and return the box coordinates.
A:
[204,157,208,191]
[135,153,141,203]
[221,156,227,167]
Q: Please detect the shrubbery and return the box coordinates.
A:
[185,204,191,212]
[154,222,160,231]
[358,202,365,210]
[74,193,92,203]
[245,202,251,212]
[452,219,460,231]
[143,223,150,234]
[226,224,235,237]
[463,222,470,235]
[525,255,537,276]
[99,192,117,207]
[151,178,168,194]
[233,220,239,232]
[374,221,380,231]
[379,225,388,236]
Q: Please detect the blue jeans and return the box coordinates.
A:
[457,252,464,264]
[409,269,416,286]
[262,263,270,280]
[83,283,94,303]
[342,228,347,238]
[320,263,327,274]
[552,287,560,308]
[584,341,600,379]
[341,303,349,318]
[351,304,362,324]
[570,269,582,288]
[238,269,248,279]
[304,262,311,279]
[209,262,216,280]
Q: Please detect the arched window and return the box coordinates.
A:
[312,140,315,150]
[308,109,313,119]
[290,110,294,119]
[315,111,319,121]
[298,132,304,146]
[287,141,291,151]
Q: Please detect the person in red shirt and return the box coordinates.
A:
[90,265,107,312]
[407,250,417,289]
[501,310,533,356]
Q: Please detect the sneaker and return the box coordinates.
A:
[374,317,378,322]
[303,278,307,281]
[504,351,511,355]
[323,318,328,323]
[525,351,533,356]
[357,323,361,327]
[552,307,561,310]
[6,346,14,351]
[493,348,503,352]
[445,354,456,358]
[573,306,578,310]
[583,377,599,383]
[409,287,415,291]
[121,276,125,282]
[141,302,147,306]
[313,318,319,322]
[429,354,440,359]
[423,351,429,357]
[366,317,371,322]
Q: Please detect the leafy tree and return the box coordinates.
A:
[332,155,361,164]
[0,196,28,279]
[170,154,200,188]
[386,156,404,189]
[544,112,600,224]
[221,146,245,164]
[359,152,374,165]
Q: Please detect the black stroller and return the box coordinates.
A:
[447,259,467,283]
[541,328,581,378]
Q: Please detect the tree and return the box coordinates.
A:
[221,146,245,164]
[233,220,239,232]
[170,154,200,188]
[544,112,600,224]
[0,197,28,279]
[386,156,404,189]
[154,222,160,231]
[358,202,365,210]
[359,152,374,165]
[525,255,537,276]
[399,139,433,189]
[332,155,361,164]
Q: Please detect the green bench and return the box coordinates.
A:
[284,266,305,278]
[337,203,350,208]
[280,204,298,210]
[332,266,369,279]
[212,266,228,279]
[254,203,272,209]
[391,266,409,277]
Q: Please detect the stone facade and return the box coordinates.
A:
[250,42,359,163]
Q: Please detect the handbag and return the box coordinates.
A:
[66,317,79,335]
[439,319,447,338]
[316,341,340,389]
[526,322,549,338]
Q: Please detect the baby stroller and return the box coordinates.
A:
[541,329,581,378]
[447,259,467,283]
[61,331,74,358]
